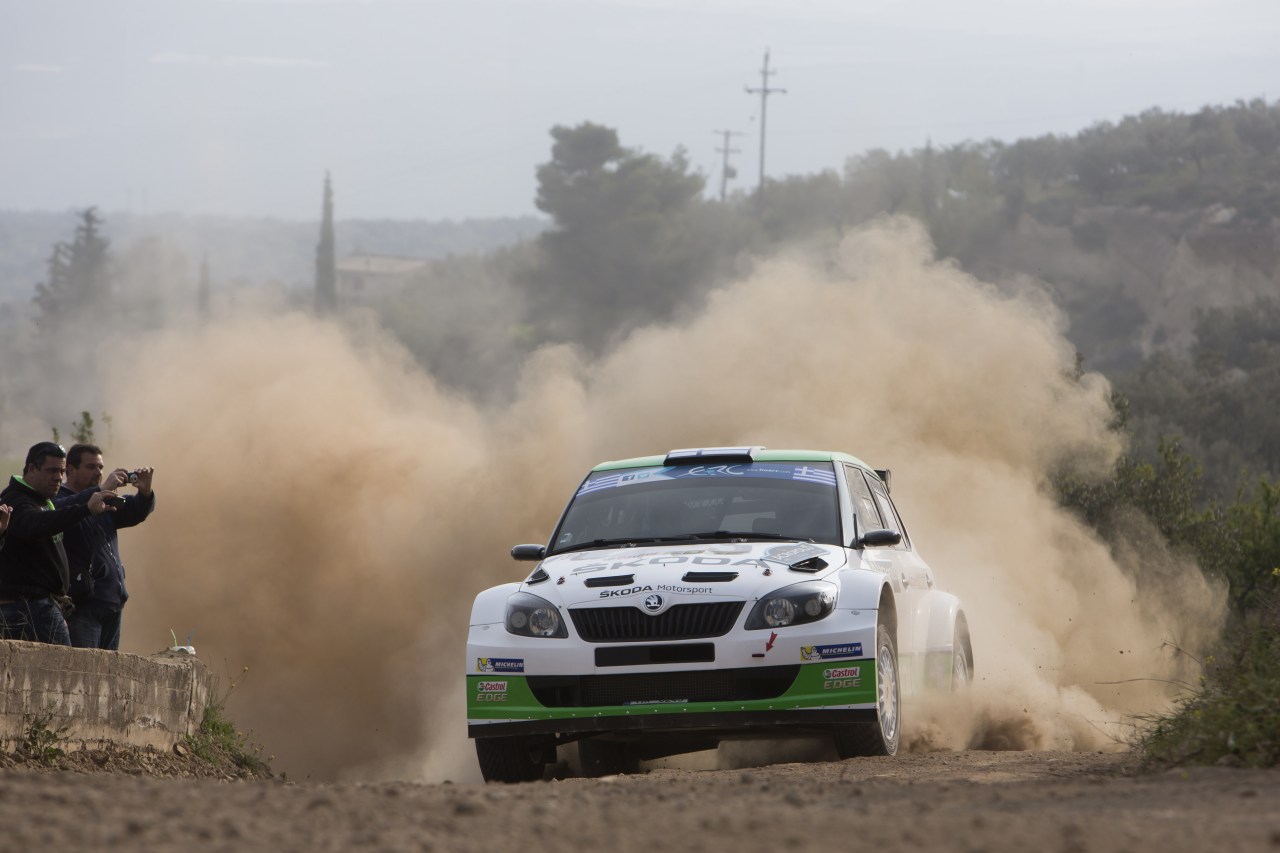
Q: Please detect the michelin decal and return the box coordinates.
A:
[801,643,862,661]
[477,657,525,674]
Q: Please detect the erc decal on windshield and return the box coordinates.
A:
[477,657,525,674]
[801,643,862,661]
[675,464,745,477]
[669,463,837,485]
[576,463,838,497]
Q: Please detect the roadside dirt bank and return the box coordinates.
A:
[1,749,1277,852]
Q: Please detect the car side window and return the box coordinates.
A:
[843,465,884,535]
[867,477,910,550]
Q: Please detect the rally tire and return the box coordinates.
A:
[577,738,641,777]
[833,622,901,758]
[474,736,548,783]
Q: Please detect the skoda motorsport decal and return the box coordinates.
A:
[476,657,525,674]
[801,643,862,661]
[598,583,712,598]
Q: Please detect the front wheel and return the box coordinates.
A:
[833,622,901,758]
[475,736,548,783]
[952,622,973,690]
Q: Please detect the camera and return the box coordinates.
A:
[126,470,141,485]
[103,495,125,508]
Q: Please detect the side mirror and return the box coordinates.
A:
[510,544,547,561]
[857,529,902,549]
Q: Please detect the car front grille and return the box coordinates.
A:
[527,665,800,708]
[569,601,745,642]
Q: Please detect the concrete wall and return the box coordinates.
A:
[0,641,210,751]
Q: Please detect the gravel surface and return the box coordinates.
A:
[1,748,1278,852]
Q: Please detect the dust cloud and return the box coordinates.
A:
[76,216,1221,781]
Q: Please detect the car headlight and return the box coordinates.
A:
[505,592,568,638]
[745,581,837,630]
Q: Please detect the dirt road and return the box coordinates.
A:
[1,750,1276,852]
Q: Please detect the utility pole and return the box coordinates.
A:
[745,49,785,205]
[714,129,745,202]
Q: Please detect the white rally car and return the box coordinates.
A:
[467,447,972,782]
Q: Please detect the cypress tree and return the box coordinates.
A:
[315,172,337,314]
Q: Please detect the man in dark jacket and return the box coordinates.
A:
[0,442,115,645]
[56,443,155,650]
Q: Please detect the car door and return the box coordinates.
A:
[843,466,918,651]
[865,474,933,686]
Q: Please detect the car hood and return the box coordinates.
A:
[524,541,850,608]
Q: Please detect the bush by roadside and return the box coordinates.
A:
[0,702,273,780]
[1141,595,1280,769]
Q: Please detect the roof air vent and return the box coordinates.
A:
[664,446,763,466]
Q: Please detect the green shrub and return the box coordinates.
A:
[1141,619,1280,768]
[183,668,272,777]
[184,701,271,775]
[19,714,68,765]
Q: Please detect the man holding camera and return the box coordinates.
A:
[0,442,116,645]
[56,443,155,650]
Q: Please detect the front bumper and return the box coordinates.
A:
[468,707,879,740]
[467,605,880,739]
[466,658,878,739]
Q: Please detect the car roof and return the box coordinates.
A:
[591,448,873,472]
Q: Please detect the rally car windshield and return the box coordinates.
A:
[549,461,841,554]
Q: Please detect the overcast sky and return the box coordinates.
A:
[3,0,1277,221]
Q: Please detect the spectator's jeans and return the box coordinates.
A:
[0,597,71,645]
[68,600,123,651]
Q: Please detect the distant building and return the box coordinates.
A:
[336,253,433,303]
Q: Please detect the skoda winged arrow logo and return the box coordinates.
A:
[643,593,664,613]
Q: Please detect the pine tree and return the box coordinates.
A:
[33,208,110,331]
[33,242,71,329]
[315,173,337,314]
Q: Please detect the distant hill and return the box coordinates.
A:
[817,99,1280,371]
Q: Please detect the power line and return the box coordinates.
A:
[713,129,745,202]
[744,48,786,205]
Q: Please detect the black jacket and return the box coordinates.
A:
[56,484,155,607]
[0,476,92,599]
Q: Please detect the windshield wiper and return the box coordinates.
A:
[553,531,813,556]
[685,530,814,543]
[553,537,670,555]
